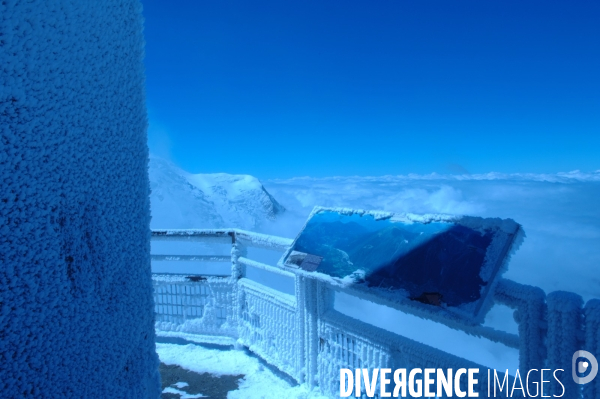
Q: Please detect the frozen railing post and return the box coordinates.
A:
[221,230,246,337]
[547,291,584,398]
[584,299,600,399]
[230,231,247,279]
[297,276,318,388]
[494,279,547,371]
[231,230,246,342]
[298,277,335,389]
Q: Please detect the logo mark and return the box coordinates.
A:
[572,350,598,384]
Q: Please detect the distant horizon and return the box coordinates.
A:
[151,153,600,182]
[143,1,600,179]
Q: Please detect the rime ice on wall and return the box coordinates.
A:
[0,1,160,398]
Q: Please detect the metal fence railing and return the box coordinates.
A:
[151,229,599,398]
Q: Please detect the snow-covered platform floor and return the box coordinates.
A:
[157,341,328,399]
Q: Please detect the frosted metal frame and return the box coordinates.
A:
[278,207,523,325]
[151,228,599,399]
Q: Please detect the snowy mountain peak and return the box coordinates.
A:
[149,155,284,230]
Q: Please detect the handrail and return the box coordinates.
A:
[150,228,596,398]
[237,256,297,279]
[151,229,522,348]
[151,228,293,251]
[151,229,519,340]
[151,255,231,262]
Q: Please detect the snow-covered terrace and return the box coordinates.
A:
[151,228,600,398]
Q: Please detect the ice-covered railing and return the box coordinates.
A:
[151,229,293,346]
[151,229,599,398]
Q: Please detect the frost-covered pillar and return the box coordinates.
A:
[315,280,334,393]
[295,275,307,384]
[297,275,320,389]
[584,299,600,399]
[298,277,335,391]
[232,233,246,337]
[547,291,584,399]
[230,232,247,280]
[494,279,547,371]
[0,1,160,398]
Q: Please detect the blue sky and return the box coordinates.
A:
[142,0,599,179]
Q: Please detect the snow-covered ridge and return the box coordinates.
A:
[149,155,285,230]
[268,170,600,183]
